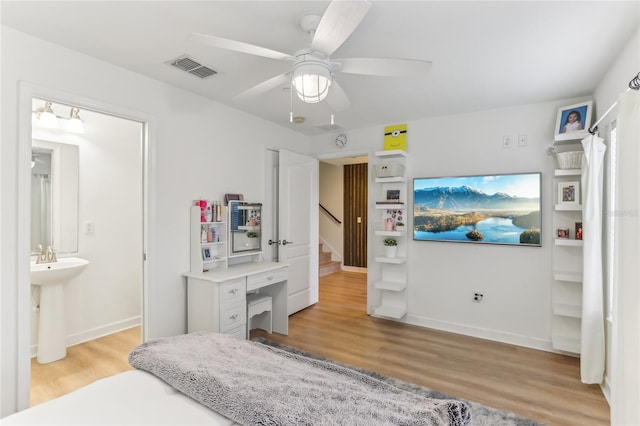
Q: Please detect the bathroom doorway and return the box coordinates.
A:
[17,84,151,409]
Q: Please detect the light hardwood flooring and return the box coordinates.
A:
[31,271,609,425]
[30,326,140,406]
[253,271,610,426]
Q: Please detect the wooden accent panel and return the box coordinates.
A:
[343,163,368,267]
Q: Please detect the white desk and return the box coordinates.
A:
[184,262,288,338]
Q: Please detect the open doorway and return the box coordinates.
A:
[17,84,151,410]
[319,155,368,276]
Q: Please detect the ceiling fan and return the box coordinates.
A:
[190,0,432,113]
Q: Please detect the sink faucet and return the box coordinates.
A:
[35,244,57,264]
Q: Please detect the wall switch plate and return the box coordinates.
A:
[502,135,513,149]
[518,135,528,147]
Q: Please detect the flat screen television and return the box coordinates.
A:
[413,172,541,246]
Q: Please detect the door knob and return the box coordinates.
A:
[268,239,279,246]
[281,239,294,245]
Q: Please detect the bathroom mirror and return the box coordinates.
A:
[228,201,262,257]
[31,139,79,254]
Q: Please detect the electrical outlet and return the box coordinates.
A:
[502,136,513,149]
[518,134,528,147]
[84,220,95,235]
[473,292,484,302]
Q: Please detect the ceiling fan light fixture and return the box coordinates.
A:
[292,60,332,104]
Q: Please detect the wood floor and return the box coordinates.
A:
[30,326,140,406]
[31,271,609,425]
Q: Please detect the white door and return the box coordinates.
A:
[278,149,319,314]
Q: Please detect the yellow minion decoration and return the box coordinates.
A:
[383,124,407,151]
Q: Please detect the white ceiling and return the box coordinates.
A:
[2,1,638,136]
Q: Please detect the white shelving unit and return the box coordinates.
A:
[551,168,583,354]
[190,204,227,273]
[370,149,408,320]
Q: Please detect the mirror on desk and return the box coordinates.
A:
[228,201,262,257]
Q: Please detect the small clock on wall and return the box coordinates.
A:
[334,132,349,149]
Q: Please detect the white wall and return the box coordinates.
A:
[310,97,594,351]
[30,107,144,354]
[1,26,310,416]
[319,161,343,260]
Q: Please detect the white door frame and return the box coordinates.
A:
[15,82,156,410]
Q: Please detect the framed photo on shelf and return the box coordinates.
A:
[386,189,400,201]
[554,100,592,142]
[224,193,244,205]
[575,222,583,240]
[558,181,580,206]
[202,247,213,261]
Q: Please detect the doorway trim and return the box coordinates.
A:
[16,82,156,410]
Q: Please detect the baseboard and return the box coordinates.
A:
[30,316,141,358]
[342,266,367,273]
[601,374,612,405]
[405,313,556,353]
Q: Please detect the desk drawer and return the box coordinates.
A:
[220,278,246,304]
[220,302,246,332]
[247,268,288,292]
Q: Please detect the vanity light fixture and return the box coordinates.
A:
[34,101,58,128]
[67,108,85,134]
[33,102,85,134]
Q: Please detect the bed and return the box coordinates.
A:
[2,332,470,425]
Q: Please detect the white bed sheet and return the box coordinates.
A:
[1,370,239,425]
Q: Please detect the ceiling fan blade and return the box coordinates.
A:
[311,0,372,56]
[190,33,295,61]
[325,80,351,112]
[335,58,432,77]
[233,73,291,101]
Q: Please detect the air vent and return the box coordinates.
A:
[168,55,217,79]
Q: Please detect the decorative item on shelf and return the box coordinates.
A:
[555,151,584,169]
[386,189,400,201]
[374,162,405,178]
[384,209,404,231]
[558,181,580,206]
[383,123,407,151]
[557,228,570,239]
[224,193,244,205]
[202,247,213,261]
[575,222,583,240]
[383,237,398,258]
[554,100,592,142]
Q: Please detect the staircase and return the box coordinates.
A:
[319,243,341,277]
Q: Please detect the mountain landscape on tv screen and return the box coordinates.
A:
[414,185,540,211]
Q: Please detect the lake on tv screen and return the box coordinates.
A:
[414,217,528,244]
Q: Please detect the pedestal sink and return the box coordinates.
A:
[31,257,89,364]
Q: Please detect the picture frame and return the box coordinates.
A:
[575,222,583,240]
[201,246,213,261]
[386,189,400,201]
[224,193,244,205]
[558,181,580,206]
[554,100,592,142]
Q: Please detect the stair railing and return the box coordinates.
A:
[319,203,342,224]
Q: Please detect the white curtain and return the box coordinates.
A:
[580,134,606,383]
[31,175,52,250]
[610,89,640,426]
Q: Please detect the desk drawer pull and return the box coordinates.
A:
[267,275,273,281]
[229,313,238,320]
[229,288,238,295]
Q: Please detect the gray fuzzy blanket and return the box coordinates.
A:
[129,332,470,426]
